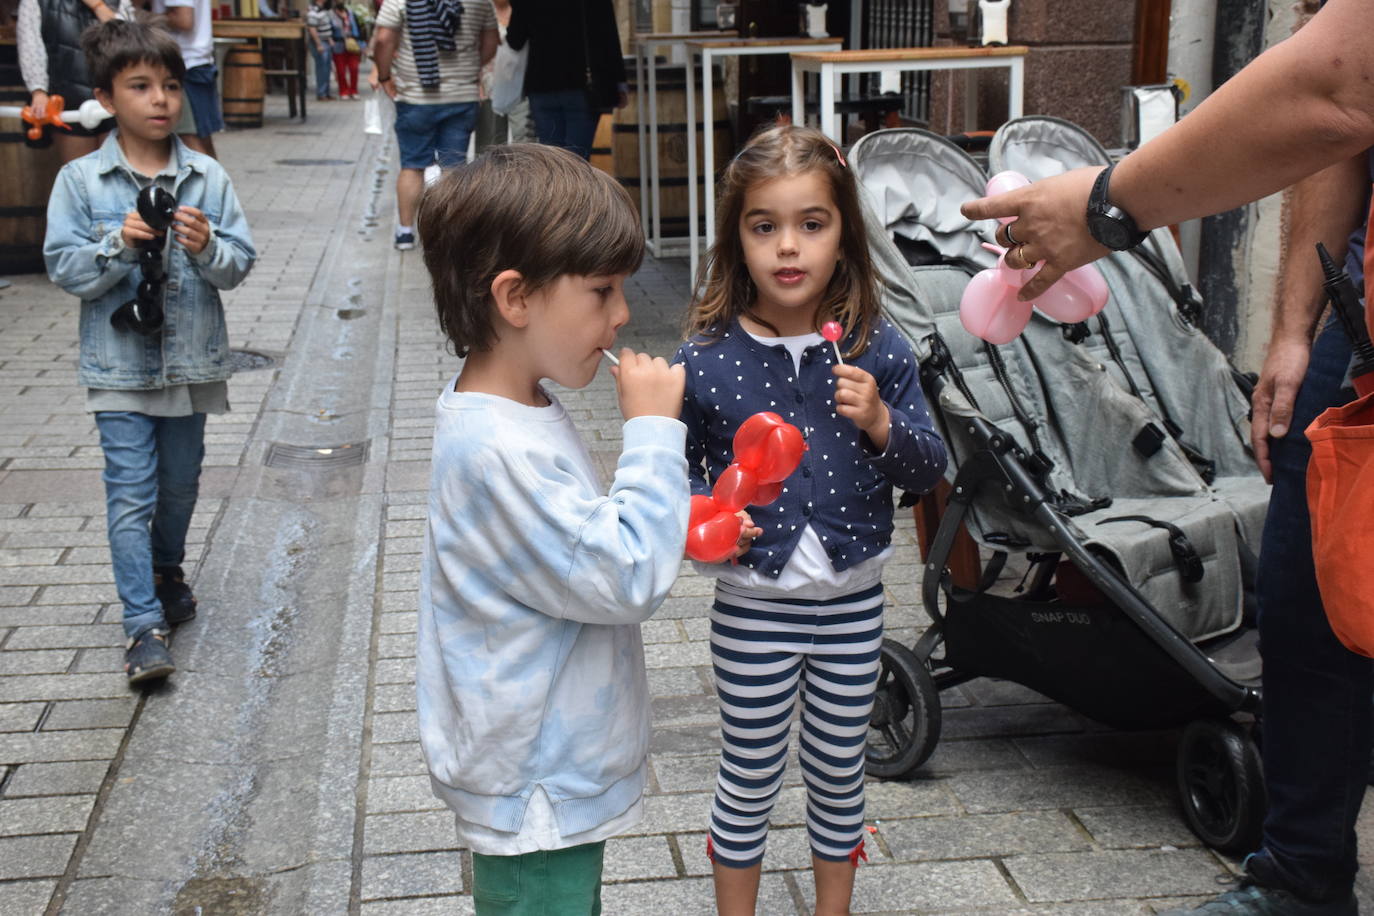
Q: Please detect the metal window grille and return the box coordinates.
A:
[862,0,936,123]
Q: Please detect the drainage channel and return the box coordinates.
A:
[51,137,401,915]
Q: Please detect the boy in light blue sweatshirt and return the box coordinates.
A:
[413,143,689,914]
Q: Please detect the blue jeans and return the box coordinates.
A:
[312,43,333,98]
[95,412,207,640]
[1251,318,1372,901]
[393,101,477,169]
[527,90,596,160]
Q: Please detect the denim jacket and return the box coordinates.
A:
[44,132,257,389]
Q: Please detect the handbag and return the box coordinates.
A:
[345,35,361,54]
[490,39,528,115]
[1306,391,1374,656]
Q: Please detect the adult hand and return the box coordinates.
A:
[1250,334,1312,483]
[832,364,890,451]
[960,166,1111,301]
[28,90,49,121]
[610,348,686,420]
[377,75,397,100]
[172,205,211,255]
[367,66,380,91]
[121,210,159,248]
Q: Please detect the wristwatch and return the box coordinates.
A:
[1086,163,1148,251]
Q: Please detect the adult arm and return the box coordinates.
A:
[369,25,399,97]
[479,26,497,68]
[1251,154,1367,481]
[962,0,1374,299]
[504,0,526,51]
[18,0,49,101]
[161,1,194,33]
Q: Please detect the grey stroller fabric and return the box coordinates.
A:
[853,125,1269,643]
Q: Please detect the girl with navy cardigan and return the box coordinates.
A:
[674,125,947,916]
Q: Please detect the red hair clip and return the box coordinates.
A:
[830,143,847,168]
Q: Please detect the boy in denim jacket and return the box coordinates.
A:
[44,19,256,685]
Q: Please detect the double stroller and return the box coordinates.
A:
[852,118,1270,854]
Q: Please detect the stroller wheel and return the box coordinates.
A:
[1175,718,1265,855]
[865,639,942,779]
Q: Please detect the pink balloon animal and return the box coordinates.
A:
[959,171,1110,345]
[686,412,806,563]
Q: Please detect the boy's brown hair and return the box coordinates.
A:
[82,18,186,94]
[417,143,645,357]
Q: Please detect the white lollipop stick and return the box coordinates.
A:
[600,348,620,366]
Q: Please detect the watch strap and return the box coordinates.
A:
[1089,162,1147,250]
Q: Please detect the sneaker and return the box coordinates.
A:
[125,629,175,685]
[1158,881,1357,915]
[154,565,197,625]
[394,230,415,251]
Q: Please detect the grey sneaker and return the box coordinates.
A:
[1158,882,1357,915]
[394,230,415,251]
[125,629,175,685]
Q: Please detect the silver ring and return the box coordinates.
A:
[1004,222,1019,246]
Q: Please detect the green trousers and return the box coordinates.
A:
[471,841,605,915]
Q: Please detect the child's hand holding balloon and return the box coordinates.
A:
[685,412,806,563]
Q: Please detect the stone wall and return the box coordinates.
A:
[925,0,1135,148]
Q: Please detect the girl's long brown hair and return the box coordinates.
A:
[685,124,881,359]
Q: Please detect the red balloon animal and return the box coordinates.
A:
[686,412,806,563]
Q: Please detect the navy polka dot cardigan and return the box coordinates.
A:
[674,317,949,578]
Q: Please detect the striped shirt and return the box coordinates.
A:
[304,2,332,41]
[374,0,495,105]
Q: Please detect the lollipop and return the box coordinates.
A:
[821,321,845,364]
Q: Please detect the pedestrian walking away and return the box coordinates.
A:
[369,0,496,250]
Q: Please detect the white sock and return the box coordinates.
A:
[396,225,413,235]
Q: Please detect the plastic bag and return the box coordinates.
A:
[490,41,528,116]
[364,96,383,135]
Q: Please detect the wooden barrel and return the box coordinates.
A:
[222,43,265,129]
[0,44,63,275]
[589,112,613,175]
[612,65,733,238]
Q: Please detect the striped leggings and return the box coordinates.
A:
[707,582,884,868]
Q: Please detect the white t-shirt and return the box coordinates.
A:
[152,0,214,69]
[455,787,643,856]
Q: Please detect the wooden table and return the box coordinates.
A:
[790,45,1029,142]
[685,37,842,278]
[212,19,308,121]
[632,31,736,258]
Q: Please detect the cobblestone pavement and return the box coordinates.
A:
[3,90,1374,916]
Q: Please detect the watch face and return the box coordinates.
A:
[1089,211,1134,251]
